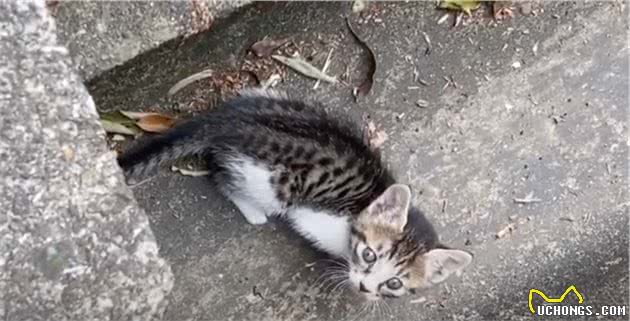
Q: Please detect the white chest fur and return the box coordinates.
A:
[225,156,352,258]
[287,207,351,258]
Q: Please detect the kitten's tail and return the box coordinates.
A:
[117,88,287,179]
[117,119,207,178]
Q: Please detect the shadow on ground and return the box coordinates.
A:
[88,2,628,321]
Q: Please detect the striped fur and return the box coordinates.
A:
[117,89,472,300]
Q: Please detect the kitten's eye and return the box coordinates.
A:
[386,277,403,290]
[361,247,376,263]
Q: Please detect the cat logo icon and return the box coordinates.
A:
[528,285,584,314]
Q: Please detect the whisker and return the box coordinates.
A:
[369,301,377,316]
[383,299,393,316]
[323,276,348,293]
[380,299,392,319]
[316,275,343,291]
[313,268,346,283]
[352,302,369,321]
[317,258,349,268]
[330,278,350,295]
[312,268,349,295]
[380,300,388,318]
[319,269,347,278]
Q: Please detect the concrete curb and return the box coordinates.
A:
[0,1,173,320]
[52,0,251,80]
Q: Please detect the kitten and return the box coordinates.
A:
[118,88,472,300]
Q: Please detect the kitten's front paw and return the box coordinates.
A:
[231,197,268,225]
[244,215,268,225]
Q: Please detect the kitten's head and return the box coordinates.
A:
[347,184,472,300]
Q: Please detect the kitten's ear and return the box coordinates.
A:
[365,184,411,232]
[421,248,473,285]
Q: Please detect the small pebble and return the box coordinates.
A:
[416,99,429,108]
[520,2,532,15]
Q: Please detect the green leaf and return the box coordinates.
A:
[439,0,480,15]
[99,111,136,126]
[271,55,337,84]
[100,119,139,136]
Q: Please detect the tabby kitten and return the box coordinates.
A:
[118,88,472,300]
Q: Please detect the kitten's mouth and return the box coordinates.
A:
[349,284,381,301]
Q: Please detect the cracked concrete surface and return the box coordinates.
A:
[89,2,628,320]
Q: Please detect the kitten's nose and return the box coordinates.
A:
[359,282,370,293]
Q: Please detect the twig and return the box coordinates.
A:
[261,74,282,89]
[442,75,456,90]
[305,262,317,268]
[129,176,155,189]
[513,192,542,204]
[272,55,337,83]
[413,66,419,83]
[314,48,334,89]
[252,285,264,300]
[437,13,449,25]
[416,99,429,108]
[495,223,516,239]
[422,31,432,56]
[171,165,210,177]
[167,69,214,97]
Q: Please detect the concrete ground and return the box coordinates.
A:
[53,0,250,80]
[88,2,628,321]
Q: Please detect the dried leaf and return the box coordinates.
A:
[45,0,61,16]
[171,166,210,177]
[362,115,388,151]
[271,55,337,83]
[346,18,376,100]
[239,70,261,86]
[250,37,290,58]
[136,114,175,133]
[168,69,214,97]
[99,111,136,126]
[261,74,282,89]
[493,1,514,20]
[352,0,367,13]
[438,0,480,16]
[100,119,139,136]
